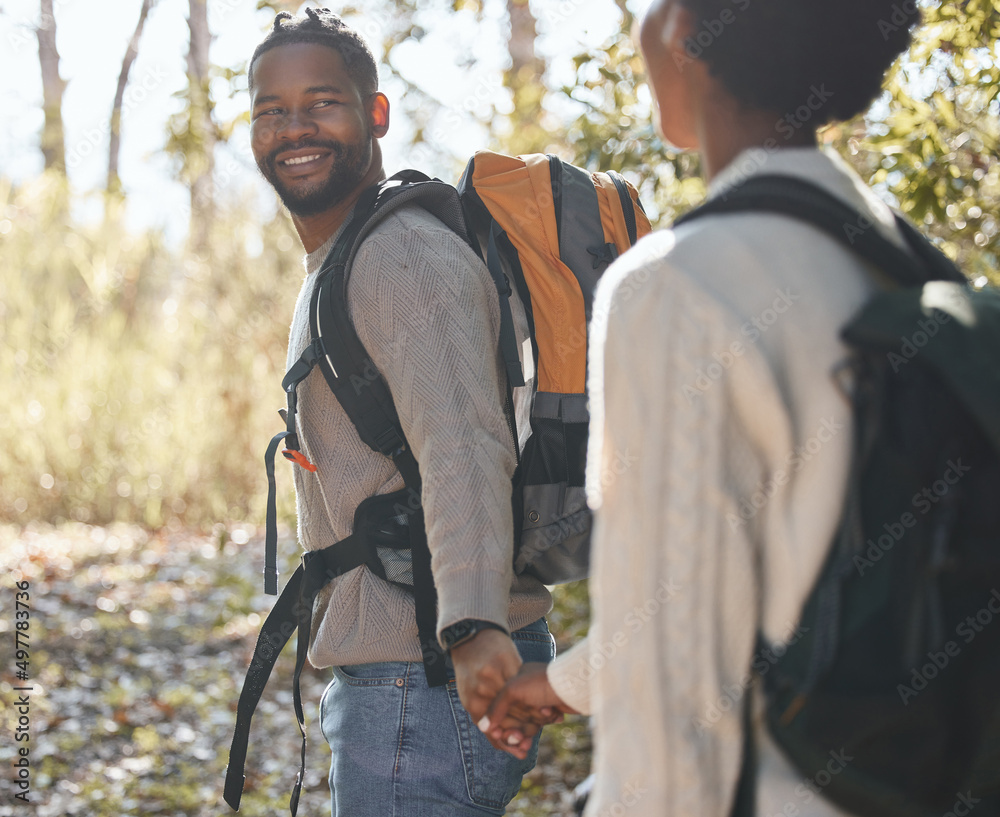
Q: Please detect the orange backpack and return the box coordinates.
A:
[458,151,651,580]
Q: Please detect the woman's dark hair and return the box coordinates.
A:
[678,0,920,125]
[248,7,378,96]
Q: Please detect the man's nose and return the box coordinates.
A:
[278,109,317,141]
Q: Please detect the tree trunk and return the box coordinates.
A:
[504,0,546,154]
[507,0,543,78]
[187,0,215,249]
[37,0,66,172]
[108,0,158,195]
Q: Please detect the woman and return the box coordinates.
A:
[483,1,921,815]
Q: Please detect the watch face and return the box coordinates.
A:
[444,619,478,649]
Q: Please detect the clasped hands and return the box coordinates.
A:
[451,629,579,760]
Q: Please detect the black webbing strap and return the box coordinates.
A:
[263,339,327,596]
[224,534,370,814]
[607,170,638,245]
[674,174,938,289]
[729,683,758,817]
[410,505,447,686]
[224,562,302,811]
[390,446,448,687]
[486,220,527,388]
[263,431,292,596]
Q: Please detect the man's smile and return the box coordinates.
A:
[273,147,334,177]
[283,154,323,166]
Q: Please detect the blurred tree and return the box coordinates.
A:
[186,0,215,249]
[538,1,703,224]
[36,0,65,173]
[108,0,158,197]
[166,0,218,251]
[846,0,1000,281]
[256,0,301,14]
[542,0,998,279]
[501,0,548,155]
[7,0,996,529]
[234,1,995,270]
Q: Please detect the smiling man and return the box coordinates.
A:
[245,8,553,816]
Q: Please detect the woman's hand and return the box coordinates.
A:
[478,662,578,759]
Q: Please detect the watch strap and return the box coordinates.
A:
[440,619,507,652]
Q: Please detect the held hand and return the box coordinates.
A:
[479,662,577,759]
[451,628,522,724]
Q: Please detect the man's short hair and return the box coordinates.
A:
[248,7,378,97]
[678,0,921,126]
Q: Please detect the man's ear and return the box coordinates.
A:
[369,92,390,138]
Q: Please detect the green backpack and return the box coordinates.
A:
[677,176,1000,817]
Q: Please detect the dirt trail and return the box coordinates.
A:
[0,524,590,816]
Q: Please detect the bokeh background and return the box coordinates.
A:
[0,0,997,814]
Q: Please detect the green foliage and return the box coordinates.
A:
[549,0,998,283]
[0,174,301,528]
[854,0,1000,281]
[554,14,706,225]
[5,1,994,542]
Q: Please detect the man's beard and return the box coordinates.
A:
[257,137,372,217]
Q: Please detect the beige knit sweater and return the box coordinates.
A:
[288,202,551,668]
[548,148,905,817]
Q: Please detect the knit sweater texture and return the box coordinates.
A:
[547,148,907,817]
[288,202,551,669]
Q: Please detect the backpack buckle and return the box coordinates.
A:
[282,448,317,472]
[587,243,617,269]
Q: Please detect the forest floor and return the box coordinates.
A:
[0,524,592,817]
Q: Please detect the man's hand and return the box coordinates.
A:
[479,662,577,759]
[451,628,522,725]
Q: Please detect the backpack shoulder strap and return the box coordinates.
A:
[264,175,470,593]
[311,172,472,458]
[309,173,464,689]
[673,174,965,287]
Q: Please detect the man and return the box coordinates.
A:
[247,9,553,815]
[483,1,923,815]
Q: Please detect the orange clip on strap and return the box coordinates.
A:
[282,449,317,472]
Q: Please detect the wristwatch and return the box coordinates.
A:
[440,619,508,652]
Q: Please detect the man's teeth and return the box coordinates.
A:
[284,154,322,166]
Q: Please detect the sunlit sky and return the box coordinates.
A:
[0,0,652,245]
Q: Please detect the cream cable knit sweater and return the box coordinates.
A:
[548,148,908,817]
[288,202,551,669]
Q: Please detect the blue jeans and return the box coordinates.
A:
[318,618,555,816]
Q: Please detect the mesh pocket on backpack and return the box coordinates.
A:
[524,393,589,486]
[515,393,591,583]
[375,546,414,587]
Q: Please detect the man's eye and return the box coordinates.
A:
[313,100,339,109]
